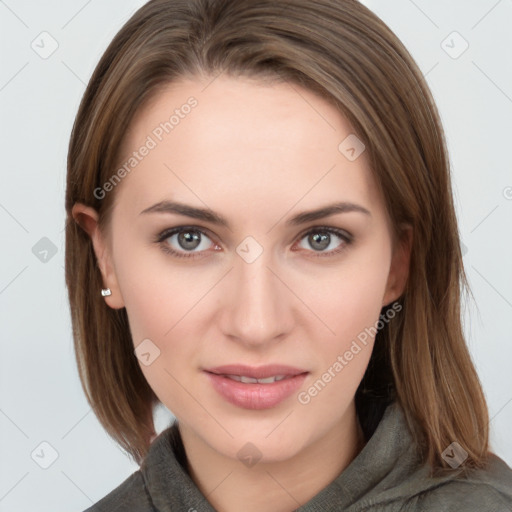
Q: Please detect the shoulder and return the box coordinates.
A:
[82,470,155,512]
[413,482,511,512]
[411,454,512,512]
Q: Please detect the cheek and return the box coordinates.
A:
[112,243,205,397]
[315,247,391,340]
[119,272,196,413]
[306,244,391,395]
[113,236,198,339]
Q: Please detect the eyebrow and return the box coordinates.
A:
[139,200,371,227]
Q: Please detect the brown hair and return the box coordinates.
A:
[65,0,490,475]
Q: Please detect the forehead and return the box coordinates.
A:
[112,75,383,224]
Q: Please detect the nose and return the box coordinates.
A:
[218,249,294,348]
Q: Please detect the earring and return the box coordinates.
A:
[101,288,112,297]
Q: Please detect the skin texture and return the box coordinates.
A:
[73,75,412,512]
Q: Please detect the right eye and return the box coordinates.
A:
[156,226,220,259]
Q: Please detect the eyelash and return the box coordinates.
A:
[154,225,353,260]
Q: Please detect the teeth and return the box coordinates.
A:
[240,375,259,384]
[256,376,281,384]
[224,374,288,384]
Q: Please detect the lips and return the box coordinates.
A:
[203,364,309,409]
[222,374,289,384]
[204,364,308,380]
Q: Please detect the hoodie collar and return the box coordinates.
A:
[140,402,439,511]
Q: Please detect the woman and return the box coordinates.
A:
[65,0,512,510]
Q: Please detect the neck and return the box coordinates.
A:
[178,403,366,512]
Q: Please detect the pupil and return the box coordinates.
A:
[310,232,330,251]
[179,231,201,250]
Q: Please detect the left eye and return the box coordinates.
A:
[296,228,351,255]
[156,226,352,259]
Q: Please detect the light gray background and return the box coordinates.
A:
[0,1,511,510]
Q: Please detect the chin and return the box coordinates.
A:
[202,420,312,464]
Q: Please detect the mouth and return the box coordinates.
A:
[203,364,309,409]
[214,374,293,384]
[204,364,309,381]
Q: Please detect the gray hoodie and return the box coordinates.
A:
[84,401,512,511]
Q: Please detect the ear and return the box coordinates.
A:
[71,203,125,309]
[382,224,413,307]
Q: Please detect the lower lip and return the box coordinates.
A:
[204,371,308,410]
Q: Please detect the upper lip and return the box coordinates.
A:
[204,364,309,379]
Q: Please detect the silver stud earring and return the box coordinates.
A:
[101,288,112,297]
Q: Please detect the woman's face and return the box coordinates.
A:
[75,75,410,463]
